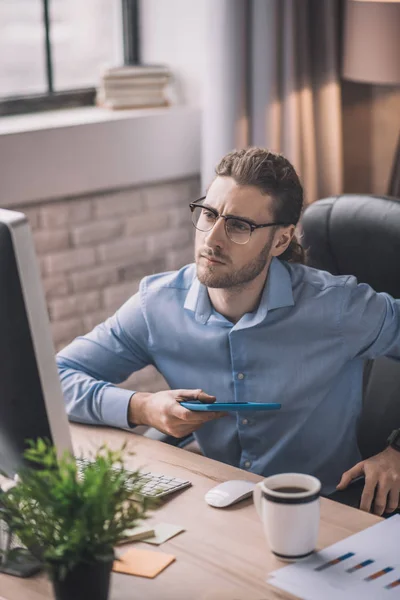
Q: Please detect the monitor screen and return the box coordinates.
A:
[0,210,72,478]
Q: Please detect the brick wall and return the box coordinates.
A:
[16,176,200,393]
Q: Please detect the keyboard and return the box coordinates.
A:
[76,459,192,499]
[132,471,192,498]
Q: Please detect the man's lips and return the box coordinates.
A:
[201,255,225,265]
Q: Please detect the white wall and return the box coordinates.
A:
[0,107,200,207]
[140,0,209,108]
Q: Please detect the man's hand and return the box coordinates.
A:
[128,388,227,438]
[336,447,400,515]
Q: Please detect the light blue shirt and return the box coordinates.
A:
[56,258,400,495]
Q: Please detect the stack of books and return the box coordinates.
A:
[97,64,171,110]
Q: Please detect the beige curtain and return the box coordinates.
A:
[202,0,343,204]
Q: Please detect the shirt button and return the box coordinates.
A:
[237,373,245,380]
[244,460,251,469]
[242,418,249,425]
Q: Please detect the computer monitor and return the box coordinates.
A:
[0,208,73,478]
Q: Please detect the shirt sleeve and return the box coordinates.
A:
[341,275,400,360]
[56,289,153,429]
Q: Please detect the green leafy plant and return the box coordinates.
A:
[0,438,157,580]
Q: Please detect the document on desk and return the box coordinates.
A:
[143,523,185,545]
[268,515,400,599]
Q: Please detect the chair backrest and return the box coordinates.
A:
[300,194,400,459]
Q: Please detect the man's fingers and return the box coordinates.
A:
[386,487,400,514]
[174,389,216,403]
[196,390,217,403]
[371,477,392,516]
[360,476,379,513]
[203,410,229,420]
[176,404,225,422]
[336,463,364,490]
[374,475,400,515]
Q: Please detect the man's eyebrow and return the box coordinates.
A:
[224,212,257,225]
[202,202,257,226]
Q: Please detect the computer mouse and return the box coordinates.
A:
[204,480,256,508]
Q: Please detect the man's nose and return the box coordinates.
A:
[204,216,227,248]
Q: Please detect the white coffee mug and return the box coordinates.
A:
[253,472,321,561]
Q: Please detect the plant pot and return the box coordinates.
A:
[50,559,113,600]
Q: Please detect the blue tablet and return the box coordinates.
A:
[180,401,281,412]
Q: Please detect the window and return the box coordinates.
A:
[0,0,139,116]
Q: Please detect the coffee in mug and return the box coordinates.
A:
[253,473,321,561]
[272,486,308,494]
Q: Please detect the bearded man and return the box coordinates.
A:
[57,147,400,516]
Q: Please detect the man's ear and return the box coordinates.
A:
[271,225,296,257]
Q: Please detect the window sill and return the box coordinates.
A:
[0,105,201,207]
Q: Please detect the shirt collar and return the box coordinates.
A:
[184,275,212,324]
[184,257,294,326]
[248,257,294,327]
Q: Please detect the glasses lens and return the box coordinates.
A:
[226,218,251,244]
[191,206,216,232]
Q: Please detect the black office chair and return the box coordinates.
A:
[301,194,400,512]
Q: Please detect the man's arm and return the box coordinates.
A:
[57,291,153,429]
[57,288,225,434]
[337,276,400,514]
[341,276,400,361]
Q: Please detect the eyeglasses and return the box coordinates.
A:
[189,197,291,245]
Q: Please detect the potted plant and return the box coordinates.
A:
[0,438,156,600]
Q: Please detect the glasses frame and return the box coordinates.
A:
[189,197,291,244]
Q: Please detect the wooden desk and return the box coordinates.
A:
[1,423,382,600]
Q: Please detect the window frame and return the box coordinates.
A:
[0,0,140,117]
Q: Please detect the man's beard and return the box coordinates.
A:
[196,238,273,289]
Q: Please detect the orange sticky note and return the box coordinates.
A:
[113,547,176,578]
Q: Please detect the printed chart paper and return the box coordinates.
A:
[268,515,400,599]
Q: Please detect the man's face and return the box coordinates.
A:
[195,177,278,289]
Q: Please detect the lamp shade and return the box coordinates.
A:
[342,1,400,85]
